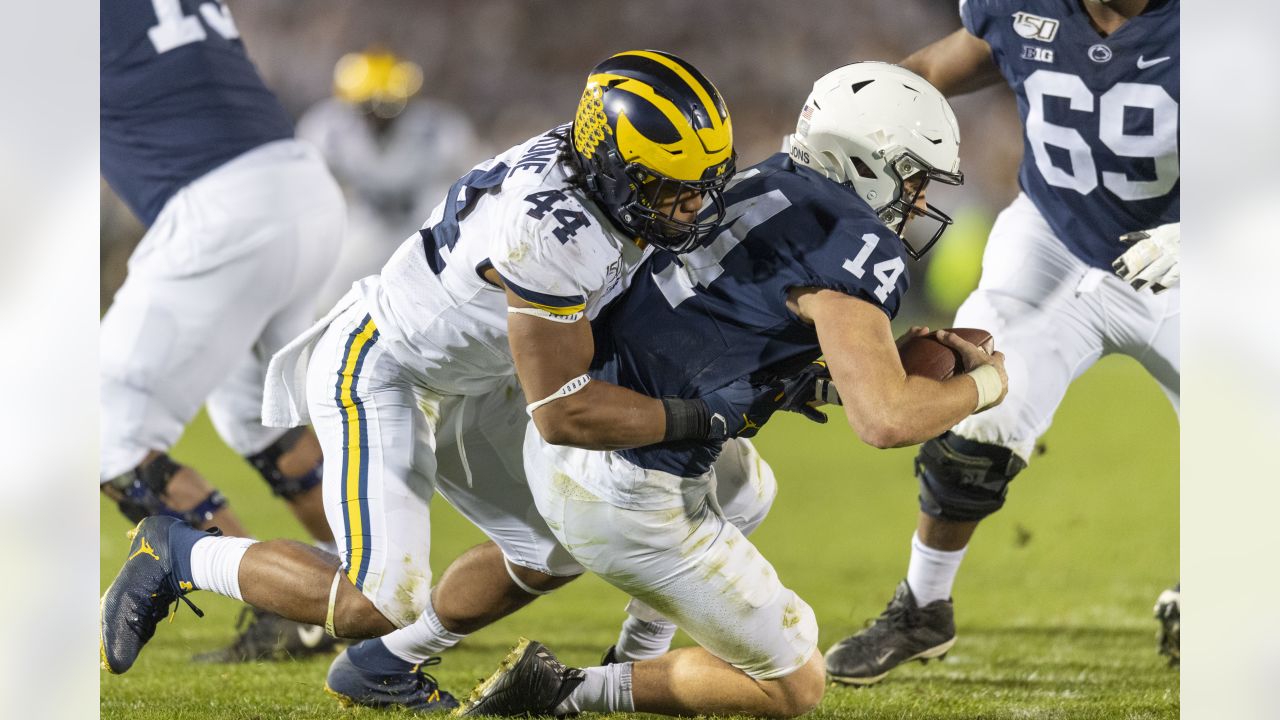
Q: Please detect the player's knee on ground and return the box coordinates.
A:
[102,452,229,525]
[915,432,1027,522]
[769,651,825,718]
[246,427,323,500]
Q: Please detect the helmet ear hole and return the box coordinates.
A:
[851,157,878,180]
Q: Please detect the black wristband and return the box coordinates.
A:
[661,398,710,442]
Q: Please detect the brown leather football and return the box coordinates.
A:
[898,327,996,380]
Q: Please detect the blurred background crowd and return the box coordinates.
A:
[100,0,1025,323]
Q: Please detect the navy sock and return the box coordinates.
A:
[165,520,209,589]
[348,637,415,672]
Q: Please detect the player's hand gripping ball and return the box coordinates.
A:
[898,327,995,380]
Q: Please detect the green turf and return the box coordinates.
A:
[100,356,1179,719]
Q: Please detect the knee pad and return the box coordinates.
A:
[915,432,1026,522]
[106,453,228,525]
[246,427,323,500]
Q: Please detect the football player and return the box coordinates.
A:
[823,0,1180,685]
[101,50,787,710]
[297,48,482,309]
[99,0,344,662]
[454,62,1009,719]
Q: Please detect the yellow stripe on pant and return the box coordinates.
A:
[334,314,379,589]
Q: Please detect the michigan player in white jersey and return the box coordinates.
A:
[455,62,1007,720]
[824,0,1181,684]
[102,50,790,710]
[99,0,344,662]
[297,48,482,309]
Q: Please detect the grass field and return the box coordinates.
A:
[100,356,1179,719]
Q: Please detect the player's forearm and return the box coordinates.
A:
[842,374,978,448]
[530,381,667,450]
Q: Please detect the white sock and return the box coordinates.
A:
[381,594,467,664]
[615,615,677,661]
[905,532,967,607]
[555,662,634,714]
[189,536,256,601]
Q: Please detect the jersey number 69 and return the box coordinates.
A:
[1024,70,1178,201]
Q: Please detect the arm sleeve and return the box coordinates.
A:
[488,193,608,316]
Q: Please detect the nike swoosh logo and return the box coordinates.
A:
[876,650,895,665]
[1137,55,1171,69]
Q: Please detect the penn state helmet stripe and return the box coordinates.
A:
[333,315,380,590]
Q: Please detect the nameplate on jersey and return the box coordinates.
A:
[1011,12,1059,42]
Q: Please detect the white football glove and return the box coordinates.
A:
[1112,222,1180,294]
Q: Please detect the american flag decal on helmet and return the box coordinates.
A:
[801,104,814,120]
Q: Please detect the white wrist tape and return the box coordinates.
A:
[966,364,1002,412]
[508,306,583,324]
[526,374,591,416]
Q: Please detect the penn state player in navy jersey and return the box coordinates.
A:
[99,0,344,663]
[825,0,1182,685]
[454,64,1008,720]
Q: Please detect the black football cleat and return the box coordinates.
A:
[325,639,458,712]
[454,638,585,717]
[600,645,619,665]
[1154,583,1179,666]
[100,516,207,674]
[824,580,956,686]
[192,606,338,663]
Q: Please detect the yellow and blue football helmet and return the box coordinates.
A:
[333,49,423,119]
[570,50,735,253]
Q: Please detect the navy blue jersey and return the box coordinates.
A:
[101,0,295,225]
[592,154,909,477]
[962,0,1179,268]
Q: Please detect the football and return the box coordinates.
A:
[898,327,996,380]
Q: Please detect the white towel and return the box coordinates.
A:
[262,286,361,428]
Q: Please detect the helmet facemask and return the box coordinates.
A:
[876,149,964,260]
[621,157,735,253]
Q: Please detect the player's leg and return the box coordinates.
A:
[100,306,436,674]
[826,193,1108,684]
[607,437,780,664]
[99,203,285,537]
[1105,278,1180,662]
[455,433,823,718]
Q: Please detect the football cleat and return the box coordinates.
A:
[600,644,619,665]
[100,516,207,674]
[192,607,337,663]
[325,640,458,711]
[454,638,586,717]
[824,580,956,686]
[1154,583,1180,666]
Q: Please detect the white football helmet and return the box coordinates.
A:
[787,62,963,258]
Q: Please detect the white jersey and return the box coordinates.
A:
[364,125,652,396]
[297,97,478,233]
